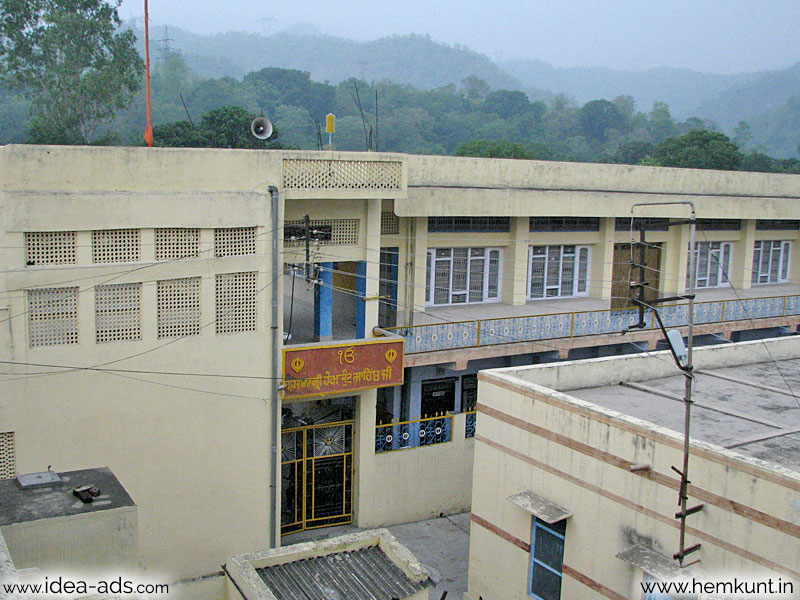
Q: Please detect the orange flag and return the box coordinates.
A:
[144,0,153,147]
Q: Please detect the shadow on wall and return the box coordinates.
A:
[283,269,358,344]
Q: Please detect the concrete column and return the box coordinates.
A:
[504,217,529,306]
[76,230,92,266]
[662,223,690,295]
[732,219,756,290]
[353,388,378,527]
[791,233,800,286]
[594,217,615,301]
[356,260,367,338]
[140,273,157,344]
[314,262,333,341]
[140,228,155,262]
[358,198,382,338]
[409,217,428,322]
[75,231,94,343]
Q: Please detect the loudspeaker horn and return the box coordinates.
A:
[251,116,273,140]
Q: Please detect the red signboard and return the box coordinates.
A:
[282,338,404,399]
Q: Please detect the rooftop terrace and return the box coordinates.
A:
[570,356,800,473]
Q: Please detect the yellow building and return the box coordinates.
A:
[2,143,800,598]
[469,336,800,599]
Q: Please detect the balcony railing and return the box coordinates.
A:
[375,413,452,453]
[386,295,800,354]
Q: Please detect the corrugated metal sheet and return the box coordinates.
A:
[257,545,427,600]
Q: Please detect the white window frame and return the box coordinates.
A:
[425,247,502,306]
[527,245,590,300]
[752,240,792,285]
[688,241,732,289]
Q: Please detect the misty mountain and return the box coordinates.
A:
[747,96,800,158]
[501,59,761,119]
[696,62,800,130]
[126,22,522,91]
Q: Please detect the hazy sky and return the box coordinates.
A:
[120,0,800,74]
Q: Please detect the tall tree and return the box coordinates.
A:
[732,120,753,149]
[455,139,531,159]
[0,0,144,144]
[153,105,284,149]
[644,130,742,170]
[578,99,624,142]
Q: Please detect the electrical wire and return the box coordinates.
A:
[0,272,281,385]
[2,224,797,392]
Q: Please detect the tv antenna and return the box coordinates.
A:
[623,201,704,568]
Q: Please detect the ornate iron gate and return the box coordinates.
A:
[280,420,354,535]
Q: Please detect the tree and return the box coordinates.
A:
[153,105,284,149]
[647,102,676,142]
[611,141,653,165]
[482,90,531,118]
[244,67,334,119]
[732,120,752,149]
[0,0,144,144]
[578,99,624,142]
[461,75,490,100]
[455,139,531,159]
[644,130,742,170]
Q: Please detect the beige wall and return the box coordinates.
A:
[5,144,800,599]
[356,410,475,528]
[402,154,800,218]
[0,144,400,597]
[2,508,138,576]
[0,145,286,592]
[468,337,800,600]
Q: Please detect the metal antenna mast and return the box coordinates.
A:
[624,201,703,567]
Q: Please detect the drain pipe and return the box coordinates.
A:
[268,185,282,548]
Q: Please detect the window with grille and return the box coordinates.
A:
[530,217,600,232]
[156,228,200,260]
[752,241,791,285]
[425,247,501,306]
[528,245,590,299]
[381,211,400,235]
[687,242,731,289]
[95,283,141,343]
[428,217,511,233]
[25,231,77,265]
[157,277,201,338]
[0,432,15,480]
[529,517,565,600]
[614,218,670,232]
[92,229,140,263]
[215,227,257,257]
[215,272,257,334]
[28,287,79,347]
[696,219,740,231]
[756,220,800,231]
[284,219,359,246]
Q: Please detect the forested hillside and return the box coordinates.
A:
[502,60,760,120]
[697,63,800,129]
[3,22,798,163]
[124,22,521,91]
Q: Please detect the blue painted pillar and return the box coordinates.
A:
[314,262,333,341]
[356,260,367,338]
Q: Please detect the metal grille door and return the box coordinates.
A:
[281,420,354,534]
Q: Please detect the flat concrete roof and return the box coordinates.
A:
[569,357,800,473]
[0,467,135,526]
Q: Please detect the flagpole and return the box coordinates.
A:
[143,0,153,147]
